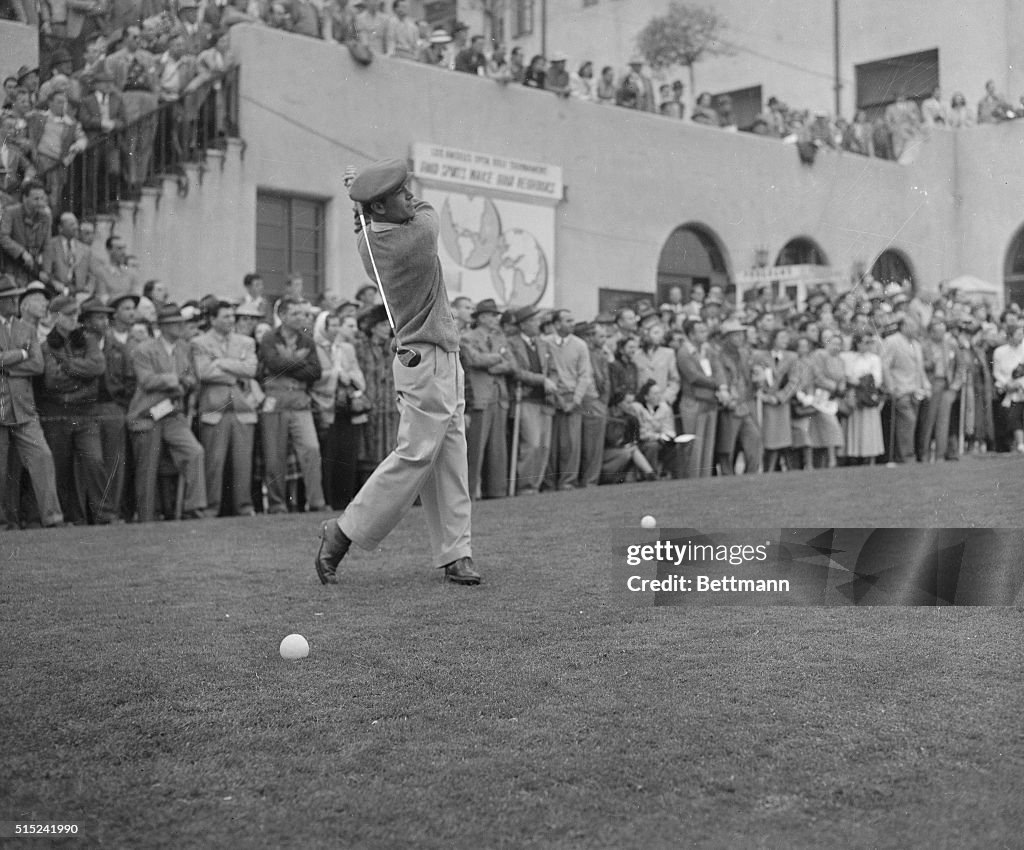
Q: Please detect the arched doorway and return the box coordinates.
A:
[871,249,916,292]
[1004,226,1024,308]
[775,237,829,267]
[656,224,730,303]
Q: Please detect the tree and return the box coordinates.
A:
[635,2,731,105]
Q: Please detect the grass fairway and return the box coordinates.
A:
[3,457,1024,849]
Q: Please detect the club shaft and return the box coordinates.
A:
[357,210,397,332]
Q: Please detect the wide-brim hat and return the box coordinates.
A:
[472,298,501,318]
[15,65,38,83]
[573,321,594,336]
[429,27,452,44]
[0,275,26,300]
[704,293,724,306]
[156,303,187,324]
[349,158,409,204]
[513,304,542,324]
[80,298,114,316]
[234,302,266,318]
[109,293,140,310]
[719,318,748,334]
[549,51,567,63]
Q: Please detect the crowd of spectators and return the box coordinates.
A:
[4,237,1024,530]
[449,277,1024,500]
[2,0,237,214]
[7,0,1024,197]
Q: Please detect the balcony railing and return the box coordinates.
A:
[58,64,240,221]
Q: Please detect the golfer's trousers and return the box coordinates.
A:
[339,344,472,568]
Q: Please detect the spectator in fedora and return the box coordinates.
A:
[545,308,592,490]
[419,26,450,65]
[507,303,556,494]
[715,317,762,474]
[0,275,64,529]
[460,297,515,499]
[127,303,207,521]
[100,292,139,520]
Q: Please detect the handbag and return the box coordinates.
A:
[855,373,883,408]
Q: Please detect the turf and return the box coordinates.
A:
[2,456,1023,849]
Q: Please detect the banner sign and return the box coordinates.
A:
[412,143,563,203]
[612,528,1024,606]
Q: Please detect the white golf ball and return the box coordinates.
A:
[279,633,309,660]
[641,515,657,529]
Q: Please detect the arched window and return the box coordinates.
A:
[656,224,730,302]
[1004,226,1024,308]
[871,249,915,292]
[775,237,828,267]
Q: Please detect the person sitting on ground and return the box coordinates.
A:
[601,390,655,484]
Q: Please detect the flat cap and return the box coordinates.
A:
[348,158,409,203]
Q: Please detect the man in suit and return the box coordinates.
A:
[714,318,762,474]
[0,181,52,286]
[506,304,556,495]
[127,303,207,522]
[91,234,140,303]
[192,300,258,516]
[882,316,930,463]
[677,317,726,478]
[37,295,116,524]
[0,275,63,529]
[460,297,515,500]
[258,295,324,513]
[545,309,593,490]
[41,212,92,296]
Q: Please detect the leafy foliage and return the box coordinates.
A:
[635,1,731,71]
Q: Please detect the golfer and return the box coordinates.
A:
[315,158,480,585]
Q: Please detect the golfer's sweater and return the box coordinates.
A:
[358,200,461,352]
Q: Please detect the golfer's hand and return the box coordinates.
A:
[343,166,357,188]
